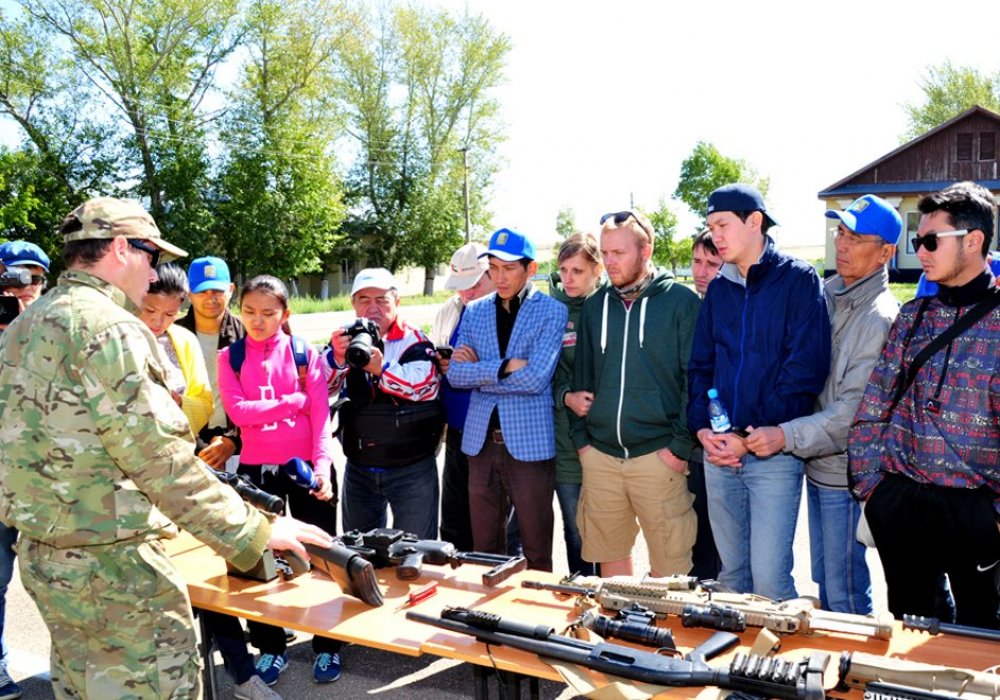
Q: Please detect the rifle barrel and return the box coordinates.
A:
[521,580,593,596]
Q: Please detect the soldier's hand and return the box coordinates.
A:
[199,435,236,468]
[269,516,333,560]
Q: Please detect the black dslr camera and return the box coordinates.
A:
[0,268,32,288]
[343,318,383,369]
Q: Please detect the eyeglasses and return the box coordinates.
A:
[911,229,968,253]
[831,227,883,247]
[600,210,652,242]
[128,239,160,267]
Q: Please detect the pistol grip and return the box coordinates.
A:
[397,552,423,580]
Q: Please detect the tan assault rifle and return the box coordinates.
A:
[523,575,894,640]
[838,651,1000,700]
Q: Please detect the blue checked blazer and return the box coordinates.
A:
[447,286,568,462]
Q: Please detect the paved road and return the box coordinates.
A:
[6,300,888,698]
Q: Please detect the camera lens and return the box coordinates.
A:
[346,332,373,368]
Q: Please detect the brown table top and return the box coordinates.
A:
[167,532,1000,696]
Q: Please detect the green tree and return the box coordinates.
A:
[555,207,575,238]
[339,4,509,292]
[903,61,1000,140]
[214,0,349,280]
[673,141,770,227]
[648,200,691,274]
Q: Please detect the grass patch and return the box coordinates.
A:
[889,282,918,305]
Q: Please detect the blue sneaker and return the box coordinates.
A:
[254,653,288,686]
[0,667,21,700]
[313,652,341,683]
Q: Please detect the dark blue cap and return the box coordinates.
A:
[707,183,778,228]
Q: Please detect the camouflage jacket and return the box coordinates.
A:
[0,269,269,569]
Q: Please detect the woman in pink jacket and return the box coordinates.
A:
[217,274,343,687]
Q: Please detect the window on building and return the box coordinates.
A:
[957,133,973,161]
[905,211,920,255]
[980,132,996,161]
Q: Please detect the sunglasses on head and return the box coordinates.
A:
[911,229,968,253]
[128,238,160,267]
[600,210,652,240]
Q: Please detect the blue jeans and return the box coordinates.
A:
[0,523,14,668]
[343,455,440,540]
[704,453,802,600]
[807,481,873,614]
[555,483,597,576]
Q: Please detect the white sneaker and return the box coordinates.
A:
[234,675,282,700]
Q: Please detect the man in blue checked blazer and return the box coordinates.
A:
[446,228,568,571]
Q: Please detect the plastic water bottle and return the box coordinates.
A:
[283,457,319,490]
[707,388,732,434]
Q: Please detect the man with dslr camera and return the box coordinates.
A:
[325,268,442,540]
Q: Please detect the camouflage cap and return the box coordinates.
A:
[61,197,188,263]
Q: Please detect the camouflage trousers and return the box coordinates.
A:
[18,537,202,699]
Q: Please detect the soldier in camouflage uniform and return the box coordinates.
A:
[0,197,332,699]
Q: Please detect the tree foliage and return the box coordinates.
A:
[903,62,1000,140]
[647,200,691,273]
[555,207,575,239]
[673,141,770,227]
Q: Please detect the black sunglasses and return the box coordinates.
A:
[910,229,968,253]
[128,239,160,268]
[600,210,652,240]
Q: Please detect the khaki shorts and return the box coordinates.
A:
[577,447,696,575]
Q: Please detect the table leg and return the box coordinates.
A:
[198,613,217,700]
[470,664,540,700]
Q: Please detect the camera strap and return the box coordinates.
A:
[228,335,310,391]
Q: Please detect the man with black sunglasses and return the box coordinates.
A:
[849,181,1000,629]
[570,210,701,578]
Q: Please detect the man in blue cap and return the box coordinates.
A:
[446,228,567,570]
[688,183,831,601]
[0,240,50,308]
[745,194,901,614]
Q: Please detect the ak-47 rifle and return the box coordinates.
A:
[408,607,829,700]
[523,576,894,640]
[838,651,1000,700]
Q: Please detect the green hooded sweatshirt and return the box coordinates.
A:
[569,268,699,461]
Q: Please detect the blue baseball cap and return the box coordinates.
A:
[0,241,50,272]
[707,183,778,228]
[481,228,536,262]
[188,256,232,293]
[825,195,902,245]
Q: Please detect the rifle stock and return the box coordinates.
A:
[838,651,1000,700]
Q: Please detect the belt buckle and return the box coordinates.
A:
[491,429,504,445]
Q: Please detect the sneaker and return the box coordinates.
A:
[313,652,342,683]
[254,653,288,686]
[234,675,282,700]
[0,668,21,700]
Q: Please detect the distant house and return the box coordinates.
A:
[818,105,1000,281]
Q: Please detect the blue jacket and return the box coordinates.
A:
[447,285,568,461]
[688,237,831,433]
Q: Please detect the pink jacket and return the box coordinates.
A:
[218,330,334,479]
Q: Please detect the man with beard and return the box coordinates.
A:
[570,211,701,577]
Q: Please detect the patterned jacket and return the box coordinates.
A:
[0,270,269,569]
[848,271,1000,517]
[447,285,568,462]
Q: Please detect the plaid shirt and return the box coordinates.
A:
[447,286,567,461]
[848,272,1000,516]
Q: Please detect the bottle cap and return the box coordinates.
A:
[707,388,718,399]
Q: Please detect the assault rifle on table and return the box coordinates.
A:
[903,614,1000,643]
[838,651,1000,700]
[523,576,895,640]
[408,607,830,700]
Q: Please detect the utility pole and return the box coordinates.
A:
[459,146,471,243]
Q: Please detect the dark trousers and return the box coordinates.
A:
[439,427,474,551]
[867,474,1000,628]
[239,464,342,655]
[468,433,555,571]
[687,449,721,581]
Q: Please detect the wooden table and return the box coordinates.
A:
[166,533,1000,699]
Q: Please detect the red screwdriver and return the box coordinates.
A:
[396,581,438,611]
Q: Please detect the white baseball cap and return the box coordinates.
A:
[351,267,398,296]
[445,243,489,291]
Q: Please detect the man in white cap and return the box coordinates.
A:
[430,244,495,550]
[325,268,443,540]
